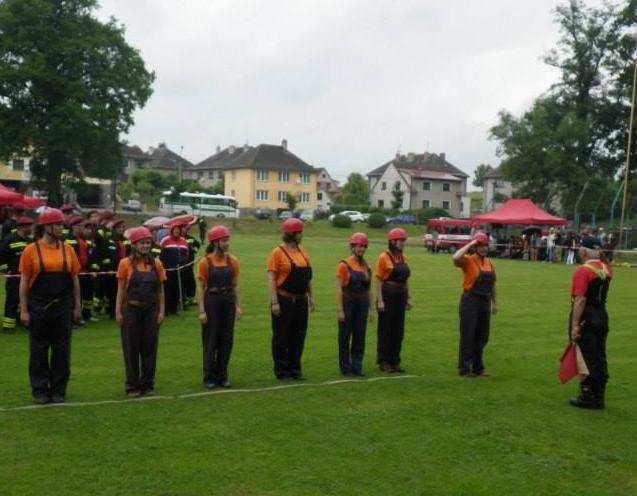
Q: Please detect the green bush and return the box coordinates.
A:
[331,214,352,228]
[412,207,450,224]
[367,212,387,228]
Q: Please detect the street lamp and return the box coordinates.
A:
[618,30,637,248]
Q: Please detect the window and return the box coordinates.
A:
[207,171,213,180]
[11,159,24,171]
[257,169,269,181]
[442,200,450,210]
[394,181,401,190]
[381,181,387,191]
[231,171,236,180]
[278,170,290,182]
[256,190,268,201]
[299,172,310,184]
[317,192,323,200]
[300,192,310,203]
[378,199,384,208]
[198,171,204,179]
[422,200,430,208]
[231,189,235,197]
[442,182,450,192]
[277,191,288,202]
[423,181,431,191]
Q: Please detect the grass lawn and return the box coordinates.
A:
[0,228,635,496]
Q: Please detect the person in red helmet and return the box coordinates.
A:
[452,231,498,377]
[115,226,166,397]
[196,225,242,389]
[19,208,82,404]
[100,219,127,318]
[267,217,314,380]
[160,218,190,314]
[374,227,412,373]
[336,232,373,376]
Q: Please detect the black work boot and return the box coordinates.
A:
[596,383,607,410]
[569,384,603,410]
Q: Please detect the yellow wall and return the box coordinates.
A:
[225,168,318,210]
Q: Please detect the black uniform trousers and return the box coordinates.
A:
[121,304,159,392]
[202,293,236,383]
[79,273,94,319]
[183,266,196,302]
[103,274,117,318]
[338,298,369,373]
[271,295,308,376]
[458,292,491,374]
[4,277,20,326]
[27,300,72,397]
[377,290,407,366]
[578,306,609,392]
[164,272,180,314]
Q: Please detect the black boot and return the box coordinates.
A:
[569,384,603,410]
[596,382,607,410]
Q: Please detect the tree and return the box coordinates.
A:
[211,176,225,195]
[489,0,636,215]
[0,0,154,204]
[339,172,370,205]
[473,164,493,189]
[285,192,298,211]
[390,181,404,210]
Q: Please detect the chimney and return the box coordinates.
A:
[243,143,250,152]
[215,145,221,154]
[158,142,166,149]
[281,139,288,150]
[440,152,446,162]
[407,152,415,162]
[229,145,235,154]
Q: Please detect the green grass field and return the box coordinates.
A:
[1,226,636,496]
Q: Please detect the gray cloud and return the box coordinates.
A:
[97,0,606,185]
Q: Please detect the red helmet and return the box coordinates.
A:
[37,208,64,226]
[387,228,407,241]
[109,219,125,229]
[17,216,34,227]
[473,231,489,246]
[100,210,115,221]
[128,226,153,244]
[208,225,231,242]
[282,217,304,234]
[68,215,85,227]
[349,232,369,246]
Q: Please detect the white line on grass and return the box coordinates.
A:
[0,374,419,412]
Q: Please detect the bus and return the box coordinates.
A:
[159,191,240,218]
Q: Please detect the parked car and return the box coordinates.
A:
[122,199,142,212]
[298,210,313,221]
[328,210,365,223]
[278,210,293,220]
[254,209,272,220]
[388,214,417,225]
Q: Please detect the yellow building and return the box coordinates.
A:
[203,140,317,212]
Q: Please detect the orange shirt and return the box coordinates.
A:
[456,254,495,291]
[336,256,371,286]
[19,240,81,288]
[374,251,408,281]
[267,245,311,288]
[116,257,167,283]
[197,253,240,284]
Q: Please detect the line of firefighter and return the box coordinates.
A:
[1,208,201,333]
[5,209,614,411]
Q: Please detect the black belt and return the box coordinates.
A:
[277,289,307,301]
[127,299,154,308]
[343,291,370,301]
[207,287,234,295]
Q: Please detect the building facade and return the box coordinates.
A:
[482,166,514,212]
[145,142,193,179]
[201,140,317,212]
[315,167,340,211]
[367,152,469,217]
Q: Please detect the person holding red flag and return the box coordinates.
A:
[374,228,412,373]
[336,232,373,376]
[197,225,242,389]
[452,231,498,377]
[267,218,314,380]
[19,208,81,404]
[115,226,166,397]
[567,236,613,409]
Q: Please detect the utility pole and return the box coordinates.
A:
[619,54,637,248]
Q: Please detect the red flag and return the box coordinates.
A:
[558,343,590,384]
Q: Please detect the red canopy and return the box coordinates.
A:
[13,195,47,210]
[0,184,24,204]
[471,199,567,226]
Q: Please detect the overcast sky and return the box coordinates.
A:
[97,0,606,185]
